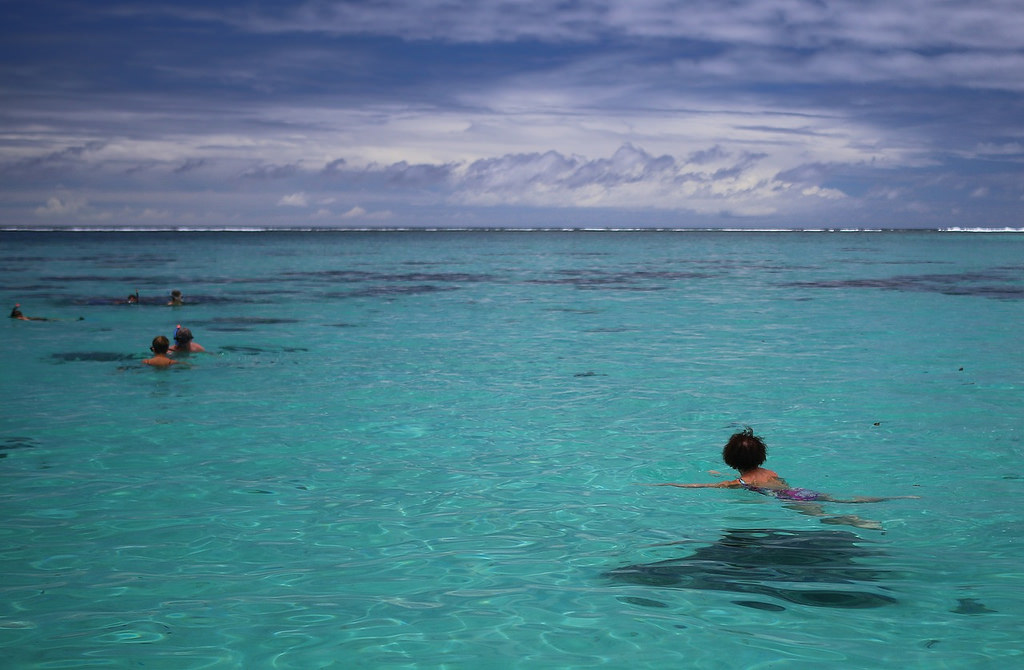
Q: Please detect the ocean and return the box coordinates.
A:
[1,229,1022,668]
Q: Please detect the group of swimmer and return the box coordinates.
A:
[11,289,184,321]
[142,325,205,367]
[136,290,206,367]
[116,288,183,306]
[11,289,206,368]
[643,427,919,530]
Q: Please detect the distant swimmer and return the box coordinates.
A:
[10,304,49,321]
[169,325,206,354]
[641,427,918,530]
[8,303,80,321]
[110,290,139,305]
[167,290,184,306]
[143,335,183,367]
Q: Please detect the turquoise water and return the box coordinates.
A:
[1,230,1022,668]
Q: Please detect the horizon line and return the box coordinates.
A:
[3,226,1024,234]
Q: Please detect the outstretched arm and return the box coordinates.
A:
[640,480,741,489]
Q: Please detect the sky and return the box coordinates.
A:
[2,0,1023,229]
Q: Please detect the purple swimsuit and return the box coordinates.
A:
[739,477,823,502]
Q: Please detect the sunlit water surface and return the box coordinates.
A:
[1,230,1022,668]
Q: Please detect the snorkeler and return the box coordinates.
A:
[644,428,918,530]
[167,290,184,306]
[10,304,42,320]
[9,303,58,321]
[143,335,182,367]
[169,325,206,353]
[111,290,139,305]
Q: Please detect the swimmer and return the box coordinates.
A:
[10,303,53,321]
[143,335,182,367]
[169,325,206,353]
[113,290,139,305]
[167,290,184,306]
[643,427,918,530]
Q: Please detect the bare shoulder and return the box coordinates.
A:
[144,357,177,367]
[742,468,782,486]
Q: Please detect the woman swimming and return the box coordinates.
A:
[644,427,918,529]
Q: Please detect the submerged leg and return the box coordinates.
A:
[822,495,920,504]
[783,502,884,531]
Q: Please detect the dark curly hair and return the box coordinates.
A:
[721,427,767,472]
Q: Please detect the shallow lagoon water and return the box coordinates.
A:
[1,230,1022,668]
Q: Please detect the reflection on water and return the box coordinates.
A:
[606,528,897,609]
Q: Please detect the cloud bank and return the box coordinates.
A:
[2,0,1022,227]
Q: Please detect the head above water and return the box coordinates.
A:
[722,427,768,472]
[173,326,193,344]
[151,335,170,354]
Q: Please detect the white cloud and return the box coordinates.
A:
[335,206,393,221]
[34,194,87,216]
[278,192,309,207]
[439,143,839,215]
[800,185,846,200]
[976,142,1024,156]
[340,206,366,219]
